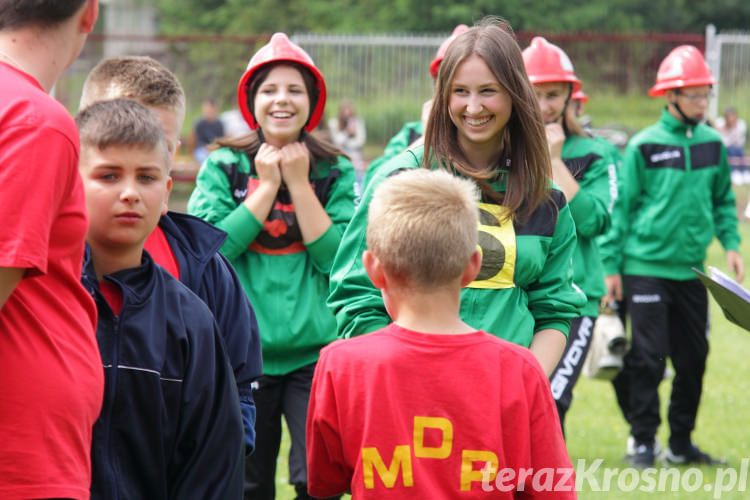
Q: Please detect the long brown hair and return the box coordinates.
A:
[213,61,346,165]
[423,17,551,223]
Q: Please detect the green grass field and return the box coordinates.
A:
[266,187,750,499]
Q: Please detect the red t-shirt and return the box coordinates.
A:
[144,224,181,279]
[307,324,576,499]
[99,280,124,316]
[0,62,104,499]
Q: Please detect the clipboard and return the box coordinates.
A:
[693,266,750,332]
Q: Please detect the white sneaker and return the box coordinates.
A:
[743,170,750,184]
[626,436,662,458]
[744,200,750,220]
[731,170,744,185]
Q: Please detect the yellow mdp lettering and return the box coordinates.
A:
[362,445,413,489]
[413,416,453,459]
[460,450,498,491]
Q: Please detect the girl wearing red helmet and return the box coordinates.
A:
[188,33,355,499]
[330,18,586,378]
[523,36,619,435]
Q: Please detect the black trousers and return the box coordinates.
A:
[619,275,708,452]
[549,316,595,432]
[244,363,320,500]
[611,299,631,425]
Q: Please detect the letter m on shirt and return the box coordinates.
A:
[362,445,413,489]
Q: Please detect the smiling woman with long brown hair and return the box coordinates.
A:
[329,16,586,377]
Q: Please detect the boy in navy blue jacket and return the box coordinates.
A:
[79,56,262,454]
[77,98,243,498]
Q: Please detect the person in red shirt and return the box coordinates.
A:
[306,169,575,499]
[0,2,103,498]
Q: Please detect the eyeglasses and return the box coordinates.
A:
[675,90,713,102]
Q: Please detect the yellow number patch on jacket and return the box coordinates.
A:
[468,203,516,289]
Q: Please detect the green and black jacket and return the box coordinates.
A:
[600,108,740,280]
[562,134,618,317]
[328,145,586,347]
[187,147,356,376]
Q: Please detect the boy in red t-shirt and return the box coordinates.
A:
[307,169,576,499]
[76,99,243,498]
[0,2,103,498]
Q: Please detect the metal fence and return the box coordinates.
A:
[296,31,706,143]
[56,30,708,147]
[706,25,750,125]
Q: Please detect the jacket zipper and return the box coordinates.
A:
[105,314,120,500]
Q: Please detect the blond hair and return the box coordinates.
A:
[79,56,185,116]
[367,169,479,289]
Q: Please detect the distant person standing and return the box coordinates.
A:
[602,45,743,468]
[221,106,253,138]
[714,106,748,184]
[193,97,225,163]
[0,1,104,498]
[329,99,366,182]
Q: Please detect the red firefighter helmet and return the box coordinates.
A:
[429,24,469,79]
[572,89,588,104]
[237,33,327,131]
[522,36,582,93]
[572,89,588,114]
[648,45,715,97]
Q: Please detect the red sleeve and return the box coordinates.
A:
[305,349,352,498]
[519,363,577,499]
[0,124,78,274]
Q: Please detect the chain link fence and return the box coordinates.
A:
[56,30,706,149]
[706,25,750,124]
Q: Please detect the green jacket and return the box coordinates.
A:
[562,134,617,317]
[328,146,586,347]
[187,147,356,375]
[600,108,740,280]
[362,121,423,190]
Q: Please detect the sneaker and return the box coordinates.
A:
[626,436,662,459]
[626,443,655,468]
[743,170,750,184]
[663,444,727,466]
[731,170,744,185]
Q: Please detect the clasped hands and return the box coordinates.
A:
[254,142,311,189]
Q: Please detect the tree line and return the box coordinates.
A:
[157,0,749,36]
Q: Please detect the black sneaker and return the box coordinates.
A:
[626,443,655,468]
[663,444,727,466]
